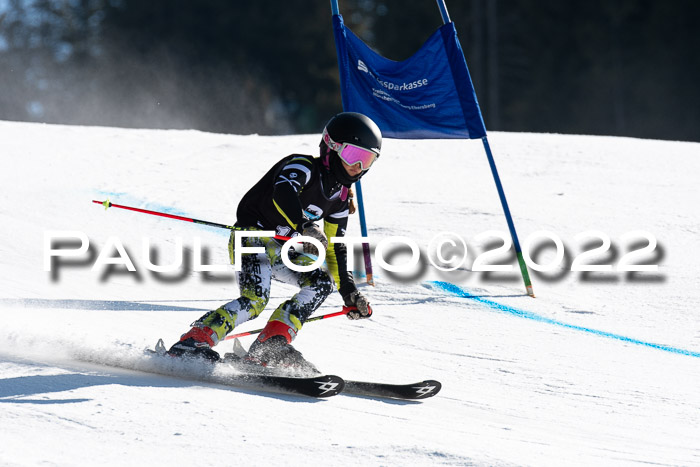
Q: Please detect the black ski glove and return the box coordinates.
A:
[343,290,372,320]
[301,222,328,256]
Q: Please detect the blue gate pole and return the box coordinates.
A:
[481,137,534,297]
[353,179,374,285]
[436,0,534,297]
[436,0,451,23]
[331,0,375,285]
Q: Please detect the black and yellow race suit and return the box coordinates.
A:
[235,154,357,299]
[194,154,358,344]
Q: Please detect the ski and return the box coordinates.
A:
[139,339,344,398]
[343,379,441,400]
[215,372,345,398]
[150,339,440,400]
[219,338,441,400]
[219,367,441,400]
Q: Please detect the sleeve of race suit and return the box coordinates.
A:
[271,156,314,232]
[323,214,357,299]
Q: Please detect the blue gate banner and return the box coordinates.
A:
[332,14,487,139]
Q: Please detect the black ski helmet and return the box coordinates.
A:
[320,112,382,186]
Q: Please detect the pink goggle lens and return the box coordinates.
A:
[323,128,379,171]
[337,144,378,170]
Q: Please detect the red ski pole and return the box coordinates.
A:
[223,308,352,341]
[92,199,291,241]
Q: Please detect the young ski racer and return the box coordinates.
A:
[168,112,382,373]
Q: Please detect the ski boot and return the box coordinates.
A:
[168,326,220,362]
[245,320,319,375]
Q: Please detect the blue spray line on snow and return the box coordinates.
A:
[94,191,229,236]
[429,281,700,359]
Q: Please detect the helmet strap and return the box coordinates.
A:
[321,144,331,169]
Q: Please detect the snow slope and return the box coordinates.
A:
[1,120,699,466]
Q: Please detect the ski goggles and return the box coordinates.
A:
[323,129,379,171]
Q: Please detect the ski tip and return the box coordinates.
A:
[411,380,442,399]
[231,338,248,358]
[143,339,167,356]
